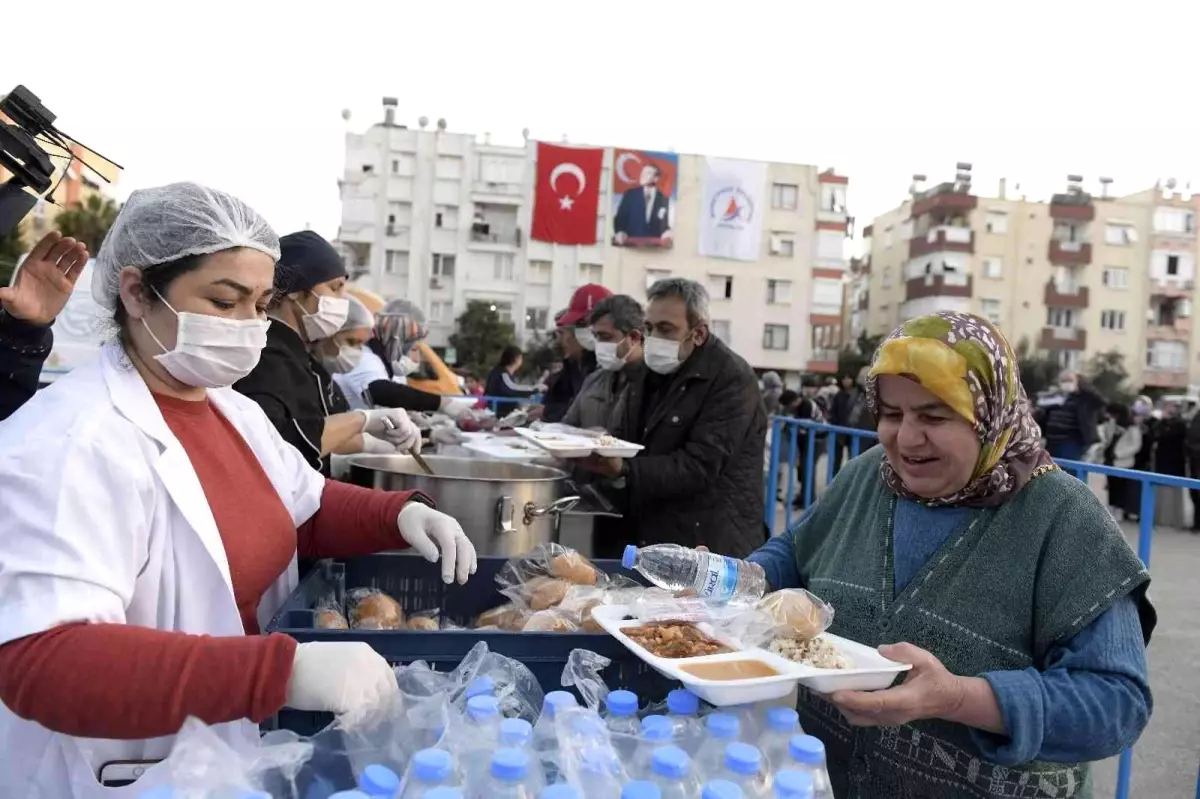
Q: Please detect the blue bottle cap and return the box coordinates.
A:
[541,785,582,799]
[465,675,495,699]
[774,770,815,799]
[622,545,638,569]
[605,689,639,717]
[359,763,401,797]
[640,714,674,741]
[787,734,825,766]
[425,789,464,799]
[706,712,739,740]
[651,745,691,780]
[490,748,530,781]
[667,689,700,716]
[500,717,533,746]
[467,694,500,721]
[571,713,606,738]
[622,781,662,799]
[724,742,762,775]
[544,690,578,718]
[765,707,799,733]
[412,748,454,783]
[702,781,744,799]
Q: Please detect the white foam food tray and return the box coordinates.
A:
[515,427,645,459]
[462,437,545,461]
[590,605,911,704]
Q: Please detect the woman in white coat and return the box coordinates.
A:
[0,182,477,798]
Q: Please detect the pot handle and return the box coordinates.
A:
[495,496,516,534]
[523,495,581,525]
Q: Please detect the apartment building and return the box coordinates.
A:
[851,167,1200,390]
[337,100,850,374]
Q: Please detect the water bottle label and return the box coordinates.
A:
[698,556,739,602]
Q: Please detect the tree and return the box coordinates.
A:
[55,194,120,253]
[448,300,516,379]
[1085,349,1134,404]
[0,225,24,289]
[1014,336,1060,398]
[836,332,884,379]
[521,330,560,381]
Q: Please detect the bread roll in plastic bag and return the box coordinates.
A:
[757,588,835,641]
[346,587,405,630]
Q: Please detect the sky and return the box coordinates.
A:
[7,0,1200,253]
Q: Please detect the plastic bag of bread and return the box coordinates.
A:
[475,602,531,631]
[757,588,834,641]
[314,596,349,630]
[496,544,606,605]
[406,608,443,631]
[555,585,609,632]
[499,574,573,611]
[522,609,580,633]
[346,587,405,630]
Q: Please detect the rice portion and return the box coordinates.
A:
[768,636,852,669]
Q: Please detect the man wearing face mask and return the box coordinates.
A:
[562,294,645,431]
[234,231,420,471]
[541,283,611,423]
[1038,371,1104,461]
[583,278,767,557]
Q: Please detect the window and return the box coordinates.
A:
[770,233,796,257]
[428,301,453,323]
[812,278,842,309]
[645,268,671,292]
[980,299,1002,325]
[771,183,799,210]
[1102,267,1129,288]
[432,253,456,278]
[528,260,552,285]
[1168,254,1180,276]
[1055,350,1082,371]
[882,266,893,288]
[391,159,399,174]
[762,324,790,351]
[1105,223,1137,245]
[525,307,548,330]
[579,262,603,285]
[493,253,515,281]
[884,227,894,248]
[1100,310,1126,331]
[1154,207,1196,234]
[819,184,846,213]
[1148,340,1188,370]
[436,156,463,180]
[708,274,733,300]
[385,250,409,276]
[435,212,443,228]
[982,257,1003,279]
[766,279,793,305]
[361,164,374,173]
[711,320,732,342]
[985,212,1008,234]
[1046,307,1076,328]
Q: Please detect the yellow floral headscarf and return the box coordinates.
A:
[865,312,1056,507]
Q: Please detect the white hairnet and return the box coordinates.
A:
[342,295,375,332]
[91,181,280,311]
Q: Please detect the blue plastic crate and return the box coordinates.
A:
[265,553,674,734]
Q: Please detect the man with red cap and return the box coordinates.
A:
[542,283,612,422]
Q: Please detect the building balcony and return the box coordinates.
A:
[905,273,973,301]
[1151,279,1194,297]
[808,348,840,373]
[857,291,869,311]
[1049,193,1095,222]
[910,183,978,219]
[471,180,523,203]
[1043,282,1089,309]
[1142,367,1190,388]
[908,226,975,258]
[468,227,522,248]
[1039,326,1087,350]
[1047,240,1092,266]
[1147,318,1193,342]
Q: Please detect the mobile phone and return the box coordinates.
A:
[98,759,159,787]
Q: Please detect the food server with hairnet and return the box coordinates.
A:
[0,182,477,797]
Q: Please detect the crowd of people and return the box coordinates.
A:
[0,180,1157,797]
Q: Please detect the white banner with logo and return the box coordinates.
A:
[698,157,768,261]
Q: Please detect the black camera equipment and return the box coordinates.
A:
[0,85,122,236]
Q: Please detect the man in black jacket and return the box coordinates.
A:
[0,232,90,421]
[583,277,767,558]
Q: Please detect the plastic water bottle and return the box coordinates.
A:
[499,717,545,793]
[330,792,371,799]
[533,691,578,784]
[701,781,744,799]
[360,763,403,798]
[485,748,539,799]
[603,689,641,758]
[426,789,464,799]
[622,544,767,603]
[756,708,801,771]
[541,785,582,799]
[665,689,702,753]
[466,676,496,700]
[620,781,662,799]
[631,715,676,779]
[650,746,702,799]
[402,749,456,799]
[727,705,762,744]
[720,743,770,799]
[772,771,814,799]
[784,736,832,799]
[466,696,503,743]
[695,713,741,779]
[574,744,624,799]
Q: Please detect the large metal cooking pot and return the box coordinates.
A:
[347,455,584,555]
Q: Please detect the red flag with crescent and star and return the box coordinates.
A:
[531,141,604,245]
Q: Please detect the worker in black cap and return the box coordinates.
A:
[234,231,421,472]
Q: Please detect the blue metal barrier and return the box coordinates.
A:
[763,415,1200,799]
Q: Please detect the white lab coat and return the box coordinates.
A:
[0,344,325,798]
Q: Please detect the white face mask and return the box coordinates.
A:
[644,335,685,375]
[575,327,597,352]
[595,339,628,372]
[142,292,269,389]
[1060,381,1077,394]
[322,345,364,375]
[298,294,350,341]
[396,355,421,376]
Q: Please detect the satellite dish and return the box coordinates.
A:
[341,109,351,121]
[437,118,447,131]
[1167,177,1178,190]
[521,127,530,141]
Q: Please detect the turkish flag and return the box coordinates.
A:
[531,142,603,245]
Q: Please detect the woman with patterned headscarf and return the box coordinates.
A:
[745,312,1154,798]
